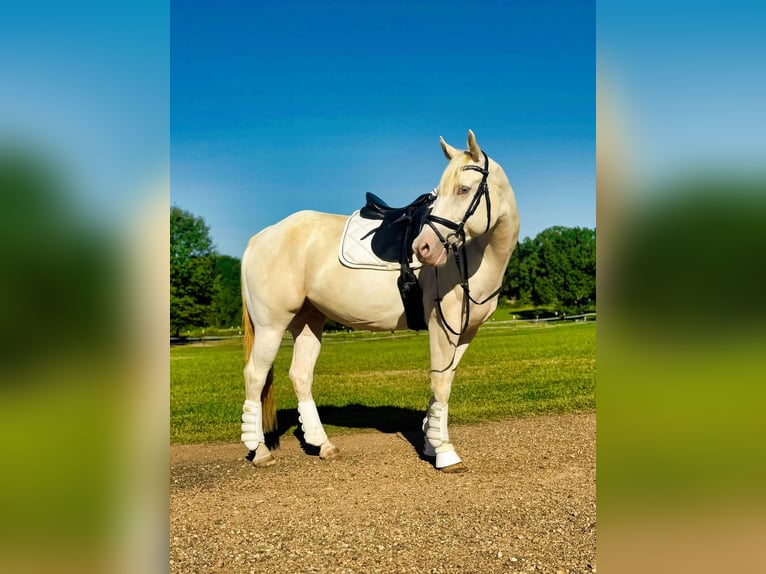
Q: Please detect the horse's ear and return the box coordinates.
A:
[440,136,460,160]
[467,129,482,162]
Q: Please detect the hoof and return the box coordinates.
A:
[252,453,276,468]
[249,444,276,468]
[435,449,462,469]
[439,461,468,473]
[319,442,340,460]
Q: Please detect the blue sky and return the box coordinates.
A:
[3,1,761,261]
[172,0,595,257]
[598,0,766,191]
[598,1,766,185]
[1,1,168,223]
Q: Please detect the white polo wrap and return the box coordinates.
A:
[298,400,327,446]
[241,399,264,451]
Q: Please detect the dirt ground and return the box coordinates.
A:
[170,411,595,574]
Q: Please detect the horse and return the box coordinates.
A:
[240,130,519,472]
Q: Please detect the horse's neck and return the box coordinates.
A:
[488,213,517,263]
[470,213,516,292]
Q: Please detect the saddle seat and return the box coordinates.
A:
[361,192,412,220]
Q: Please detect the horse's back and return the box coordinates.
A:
[245,210,345,247]
[243,209,407,331]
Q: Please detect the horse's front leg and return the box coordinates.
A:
[423,323,478,472]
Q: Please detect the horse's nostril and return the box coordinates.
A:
[420,242,430,255]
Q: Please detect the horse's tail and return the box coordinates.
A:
[262,368,276,434]
[242,290,277,434]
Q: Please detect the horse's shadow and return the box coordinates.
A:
[265,404,426,459]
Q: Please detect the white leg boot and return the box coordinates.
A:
[241,399,264,450]
[242,400,274,466]
[297,400,338,459]
[423,399,463,469]
[297,400,327,446]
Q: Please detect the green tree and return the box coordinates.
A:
[528,226,595,313]
[209,254,242,328]
[504,226,596,314]
[502,236,534,303]
[1,148,118,374]
[170,206,216,336]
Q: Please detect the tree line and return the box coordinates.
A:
[170,206,595,335]
[170,206,241,336]
[502,226,596,314]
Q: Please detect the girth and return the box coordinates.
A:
[359,191,436,330]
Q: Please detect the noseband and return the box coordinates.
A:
[422,151,502,338]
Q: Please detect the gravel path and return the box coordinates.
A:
[170,411,595,574]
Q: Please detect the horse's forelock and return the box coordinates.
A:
[438,151,473,195]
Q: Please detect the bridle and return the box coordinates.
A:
[422,151,503,338]
[424,151,492,252]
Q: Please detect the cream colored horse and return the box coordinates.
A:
[240,130,519,472]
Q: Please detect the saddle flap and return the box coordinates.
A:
[370,222,407,262]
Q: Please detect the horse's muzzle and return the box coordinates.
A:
[412,227,448,267]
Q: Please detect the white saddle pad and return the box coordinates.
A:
[338,211,423,271]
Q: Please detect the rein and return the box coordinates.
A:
[424,151,502,337]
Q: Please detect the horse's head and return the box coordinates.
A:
[413,130,517,267]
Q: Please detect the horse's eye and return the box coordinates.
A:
[456,185,471,195]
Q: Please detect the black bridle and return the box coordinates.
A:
[423,151,502,337]
[424,151,492,251]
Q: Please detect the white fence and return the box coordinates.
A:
[171,313,596,346]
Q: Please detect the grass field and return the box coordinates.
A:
[171,321,595,444]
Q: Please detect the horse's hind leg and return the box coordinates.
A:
[242,323,288,467]
[288,304,339,460]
